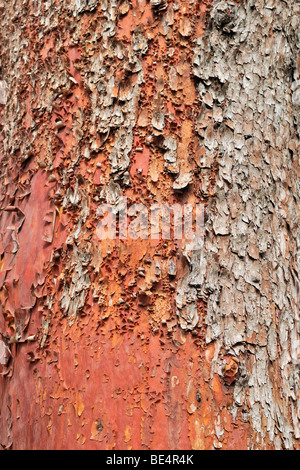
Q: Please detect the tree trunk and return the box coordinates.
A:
[0,0,299,450]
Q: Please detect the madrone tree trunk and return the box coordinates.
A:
[0,0,299,450]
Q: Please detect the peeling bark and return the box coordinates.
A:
[0,0,299,450]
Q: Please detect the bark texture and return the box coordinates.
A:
[0,0,299,450]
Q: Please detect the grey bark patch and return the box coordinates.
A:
[0,80,7,105]
[191,0,300,448]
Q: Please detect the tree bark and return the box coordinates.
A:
[0,0,299,450]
